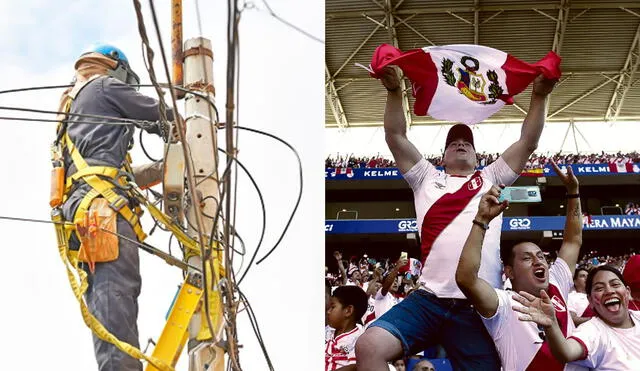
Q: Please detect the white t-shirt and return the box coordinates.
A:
[568,310,640,370]
[374,288,402,319]
[362,296,376,326]
[481,258,587,371]
[567,291,590,317]
[404,157,518,298]
[325,325,364,371]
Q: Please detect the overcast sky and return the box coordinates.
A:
[0,0,323,370]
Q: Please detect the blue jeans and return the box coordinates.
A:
[74,216,143,371]
[370,289,500,371]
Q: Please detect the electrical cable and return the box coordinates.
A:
[0,105,152,126]
[259,0,324,44]
[0,215,193,271]
[0,93,300,270]
[139,128,160,162]
[232,126,303,265]
[177,87,301,269]
[222,2,243,367]
[166,81,302,268]
[229,0,243,280]
[0,84,72,95]
[216,148,265,285]
[0,116,132,126]
[0,6,302,362]
[236,288,274,371]
[146,0,222,355]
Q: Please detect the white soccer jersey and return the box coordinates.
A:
[374,288,402,319]
[481,258,587,371]
[569,310,640,370]
[325,325,364,371]
[404,157,518,298]
[567,291,590,317]
[362,296,376,326]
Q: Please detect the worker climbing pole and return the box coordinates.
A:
[44,0,252,369]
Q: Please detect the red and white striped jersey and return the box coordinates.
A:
[324,325,364,371]
[404,157,518,298]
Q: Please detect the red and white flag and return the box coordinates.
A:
[367,44,562,124]
[398,258,422,277]
[332,167,354,178]
[608,162,635,173]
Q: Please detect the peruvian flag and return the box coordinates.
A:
[608,162,636,173]
[367,44,562,124]
[332,167,354,178]
[398,258,422,277]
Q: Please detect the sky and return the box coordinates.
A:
[0,0,323,370]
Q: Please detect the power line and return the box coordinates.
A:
[257,0,324,44]
[0,105,153,126]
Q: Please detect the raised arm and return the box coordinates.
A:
[570,311,591,326]
[501,76,557,174]
[380,256,408,296]
[455,185,508,317]
[551,160,582,275]
[513,290,585,363]
[379,67,422,174]
[366,267,384,297]
[334,251,347,286]
[132,161,163,189]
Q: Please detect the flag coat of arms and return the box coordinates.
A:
[368,44,562,124]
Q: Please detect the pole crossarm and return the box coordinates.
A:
[326,64,350,129]
[605,21,640,121]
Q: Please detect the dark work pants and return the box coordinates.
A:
[81,217,143,371]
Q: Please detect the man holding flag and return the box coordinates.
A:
[355,44,558,371]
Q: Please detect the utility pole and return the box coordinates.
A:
[182,36,226,371]
[167,0,226,369]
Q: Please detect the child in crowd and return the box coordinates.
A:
[325,285,368,371]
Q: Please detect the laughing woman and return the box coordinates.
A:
[512,265,640,370]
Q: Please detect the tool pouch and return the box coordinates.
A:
[76,198,119,273]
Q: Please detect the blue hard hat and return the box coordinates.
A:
[80,44,140,89]
[85,44,129,63]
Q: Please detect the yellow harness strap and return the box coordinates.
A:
[64,132,147,242]
[51,209,173,371]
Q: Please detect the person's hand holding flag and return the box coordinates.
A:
[364,43,562,124]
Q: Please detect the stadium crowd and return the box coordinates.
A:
[326,250,640,371]
[325,151,640,170]
[625,202,640,215]
[326,251,445,371]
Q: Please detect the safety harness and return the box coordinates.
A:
[49,76,223,370]
[50,76,173,371]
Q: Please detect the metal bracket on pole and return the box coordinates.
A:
[163,141,186,224]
